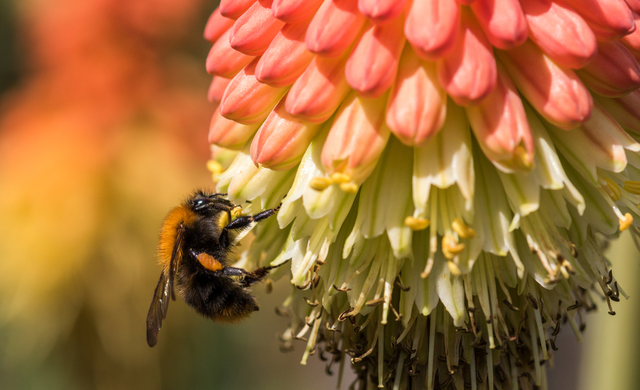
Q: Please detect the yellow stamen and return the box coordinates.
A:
[619,213,633,231]
[447,261,461,276]
[514,145,533,171]
[404,216,430,231]
[309,177,332,191]
[330,172,351,184]
[231,206,243,220]
[339,182,359,193]
[451,217,476,239]
[601,177,622,201]
[442,235,465,259]
[624,180,640,195]
[206,159,223,174]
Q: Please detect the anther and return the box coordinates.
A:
[525,294,539,310]
[206,159,223,175]
[566,301,580,311]
[442,235,465,259]
[339,182,359,193]
[309,177,332,191]
[623,180,640,195]
[451,217,476,239]
[404,216,430,230]
[330,172,351,184]
[601,177,622,201]
[619,213,633,231]
[447,260,462,276]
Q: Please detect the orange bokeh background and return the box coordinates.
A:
[0,1,340,388]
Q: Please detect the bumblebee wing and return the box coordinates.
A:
[146,223,185,347]
[146,271,171,347]
[168,223,185,300]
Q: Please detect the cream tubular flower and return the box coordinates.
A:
[203,0,640,388]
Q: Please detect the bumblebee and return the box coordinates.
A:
[146,190,281,347]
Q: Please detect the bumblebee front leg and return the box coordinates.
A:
[218,203,282,248]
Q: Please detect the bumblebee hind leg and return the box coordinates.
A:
[222,262,285,287]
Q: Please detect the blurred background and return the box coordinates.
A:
[0,0,638,389]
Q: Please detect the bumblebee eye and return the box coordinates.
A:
[193,199,210,211]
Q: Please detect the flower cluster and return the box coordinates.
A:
[204,0,640,388]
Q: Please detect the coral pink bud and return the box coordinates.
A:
[620,12,640,60]
[558,0,635,41]
[470,0,528,50]
[521,0,596,69]
[285,53,351,123]
[272,0,324,23]
[321,91,391,185]
[437,8,497,105]
[209,107,260,149]
[220,58,289,124]
[305,0,368,57]
[204,8,235,43]
[358,0,408,24]
[405,0,460,60]
[206,29,255,78]
[497,40,592,130]
[386,47,447,146]
[594,90,640,133]
[626,0,640,13]
[230,0,286,56]
[250,99,321,170]
[207,76,231,104]
[219,0,256,20]
[575,41,640,97]
[465,62,534,171]
[255,19,315,87]
[346,16,406,98]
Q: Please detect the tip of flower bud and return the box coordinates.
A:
[339,182,359,193]
[206,159,224,175]
[514,145,534,171]
[404,216,430,231]
[309,177,332,191]
[619,213,633,231]
[451,218,475,239]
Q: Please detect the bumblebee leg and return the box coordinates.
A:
[219,203,282,248]
[223,262,287,287]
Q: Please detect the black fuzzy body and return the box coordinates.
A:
[147,190,280,346]
[175,191,260,322]
[177,212,260,321]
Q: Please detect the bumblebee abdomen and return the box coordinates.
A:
[179,272,259,323]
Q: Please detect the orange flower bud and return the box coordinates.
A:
[346,16,406,98]
[437,8,497,105]
[220,58,289,124]
[305,0,368,57]
[405,0,459,60]
[521,0,596,69]
[230,0,286,56]
[470,0,528,50]
[386,47,446,146]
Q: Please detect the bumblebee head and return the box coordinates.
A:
[188,191,236,217]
